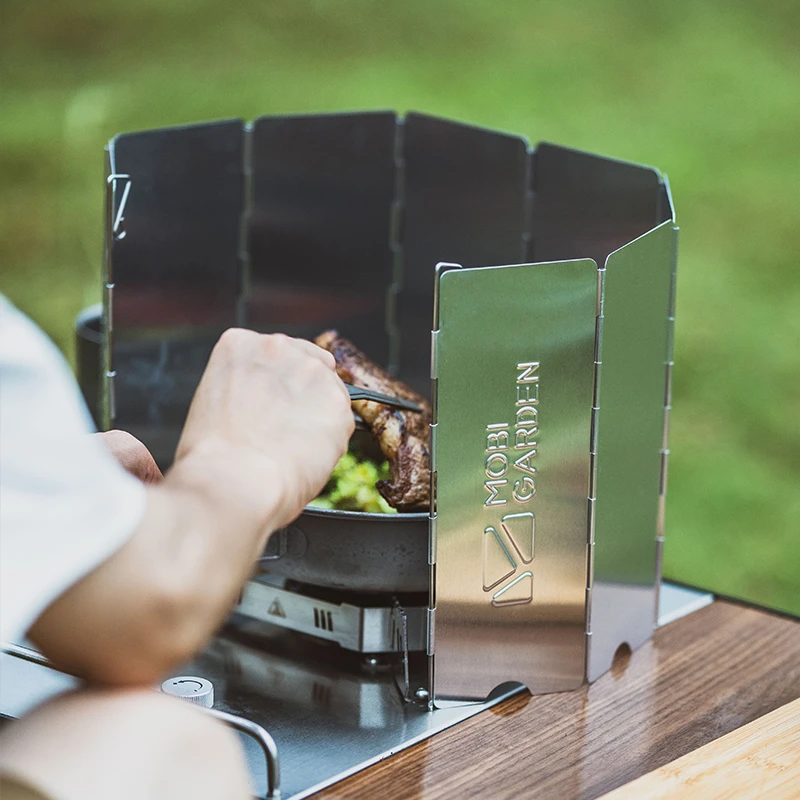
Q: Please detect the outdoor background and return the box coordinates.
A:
[1,0,798,614]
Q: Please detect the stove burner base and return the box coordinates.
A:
[0,584,711,800]
[238,575,428,655]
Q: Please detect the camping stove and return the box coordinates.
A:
[1,585,712,798]
[35,109,690,797]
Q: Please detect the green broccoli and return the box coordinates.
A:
[309,450,396,514]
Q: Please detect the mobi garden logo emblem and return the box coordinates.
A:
[481,362,539,607]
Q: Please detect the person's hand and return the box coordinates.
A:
[98,430,164,485]
[173,329,354,529]
[28,331,353,687]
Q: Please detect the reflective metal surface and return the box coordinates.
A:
[530,143,662,266]
[0,647,79,721]
[0,646,281,799]
[98,112,679,697]
[0,636,519,800]
[657,583,713,627]
[399,114,530,393]
[248,112,397,366]
[431,260,598,701]
[238,578,426,653]
[106,120,245,467]
[587,219,678,681]
[182,624,523,799]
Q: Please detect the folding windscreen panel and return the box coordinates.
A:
[430,260,598,698]
[102,112,677,700]
[399,114,530,393]
[247,112,397,366]
[105,120,244,465]
[428,145,676,700]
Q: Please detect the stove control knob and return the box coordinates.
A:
[160,676,215,709]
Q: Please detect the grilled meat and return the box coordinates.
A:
[315,331,431,511]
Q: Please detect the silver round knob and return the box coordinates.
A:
[160,676,215,708]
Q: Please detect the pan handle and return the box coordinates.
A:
[258,525,308,564]
[259,528,287,562]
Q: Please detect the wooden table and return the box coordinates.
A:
[314,601,800,799]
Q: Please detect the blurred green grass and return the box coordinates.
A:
[1,0,798,614]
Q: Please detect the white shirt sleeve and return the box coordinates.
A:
[0,297,146,646]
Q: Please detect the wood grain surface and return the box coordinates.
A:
[313,601,800,800]
[601,697,800,799]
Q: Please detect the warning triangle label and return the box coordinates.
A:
[483,526,516,592]
[267,599,286,618]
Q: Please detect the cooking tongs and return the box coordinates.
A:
[345,384,422,413]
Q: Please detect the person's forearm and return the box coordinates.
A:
[30,447,288,686]
[151,443,291,642]
[30,329,352,685]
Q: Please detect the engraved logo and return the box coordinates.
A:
[481,361,539,607]
[482,514,534,606]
